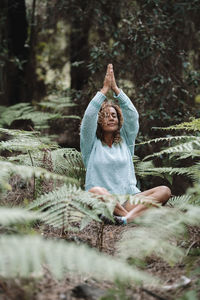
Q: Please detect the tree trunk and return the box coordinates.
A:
[70,20,91,90]
[0,0,28,105]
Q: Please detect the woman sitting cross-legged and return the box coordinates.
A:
[80,64,171,225]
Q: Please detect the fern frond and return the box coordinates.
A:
[0,235,157,284]
[8,152,44,167]
[153,118,200,132]
[22,111,62,130]
[186,168,200,205]
[143,167,193,177]
[0,103,62,130]
[0,138,57,153]
[0,161,79,187]
[117,204,200,265]
[134,156,193,184]
[28,184,116,230]
[0,127,58,153]
[0,103,34,127]
[51,148,86,188]
[137,135,199,146]
[143,139,200,161]
[134,159,155,178]
[38,96,76,112]
[189,162,200,181]
[167,194,191,207]
[0,127,39,137]
[0,207,40,226]
[167,195,192,207]
[38,95,80,119]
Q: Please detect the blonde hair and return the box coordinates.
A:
[96,101,124,144]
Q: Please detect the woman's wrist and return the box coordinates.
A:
[100,87,108,95]
[112,86,120,96]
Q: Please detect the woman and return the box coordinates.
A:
[80,64,171,224]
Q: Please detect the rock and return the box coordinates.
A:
[71,284,106,300]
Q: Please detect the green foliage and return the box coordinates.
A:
[38,95,77,113]
[177,290,198,300]
[0,196,155,285]
[83,0,200,139]
[0,64,200,299]
[0,207,40,226]
[51,148,86,188]
[28,184,116,231]
[167,195,192,207]
[0,98,80,131]
[153,118,200,132]
[0,235,156,284]
[0,127,58,153]
[117,204,200,265]
[138,117,200,205]
[0,161,79,195]
[0,103,61,130]
[143,138,200,161]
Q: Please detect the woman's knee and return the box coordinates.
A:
[88,186,109,195]
[157,185,171,202]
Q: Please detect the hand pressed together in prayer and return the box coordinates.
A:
[100,64,120,96]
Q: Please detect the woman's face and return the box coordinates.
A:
[100,106,119,133]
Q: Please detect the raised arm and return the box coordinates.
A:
[110,65,139,155]
[115,90,139,155]
[80,65,112,166]
[80,92,106,167]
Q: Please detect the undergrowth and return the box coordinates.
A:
[0,101,199,298]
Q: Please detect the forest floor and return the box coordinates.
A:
[0,178,200,300]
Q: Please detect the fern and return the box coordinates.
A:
[0,103,33,127]
[0,128,58,153]
[135,161,192,178]
[167,194,192,207]
[0,205,157,284]
[0,138,57,153]
[0,161,79,190]
[186,183,200,206]
[0,235,157,284]
[28,184,116,231]
[117,204,200,265]
[51,148,86,188]
[38,95,77,112]
[0,103,62,130]
[28,184,165,231]
[0,207,40,226]
[143,139,200,161]
[152,117,200,132]
[137,135,199,146]
[8,152,45,167]
[0,127,39,137]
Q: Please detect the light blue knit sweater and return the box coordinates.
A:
[80,89,140,195]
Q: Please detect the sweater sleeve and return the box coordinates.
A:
[114,89,139,155]
[80,91,106,167]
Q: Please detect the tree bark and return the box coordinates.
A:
[0,0,28,106]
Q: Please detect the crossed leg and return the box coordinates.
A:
[89,186,171,223]
[124,186,171,222]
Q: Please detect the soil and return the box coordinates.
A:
[0,178,200,300]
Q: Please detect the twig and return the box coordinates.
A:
[141,288,168,300]
[28,150,35,198]
[185,241,198,256]
[96,222,105,252]
[61,210,65,236]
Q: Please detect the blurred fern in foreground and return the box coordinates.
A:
[0,207,157,285]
